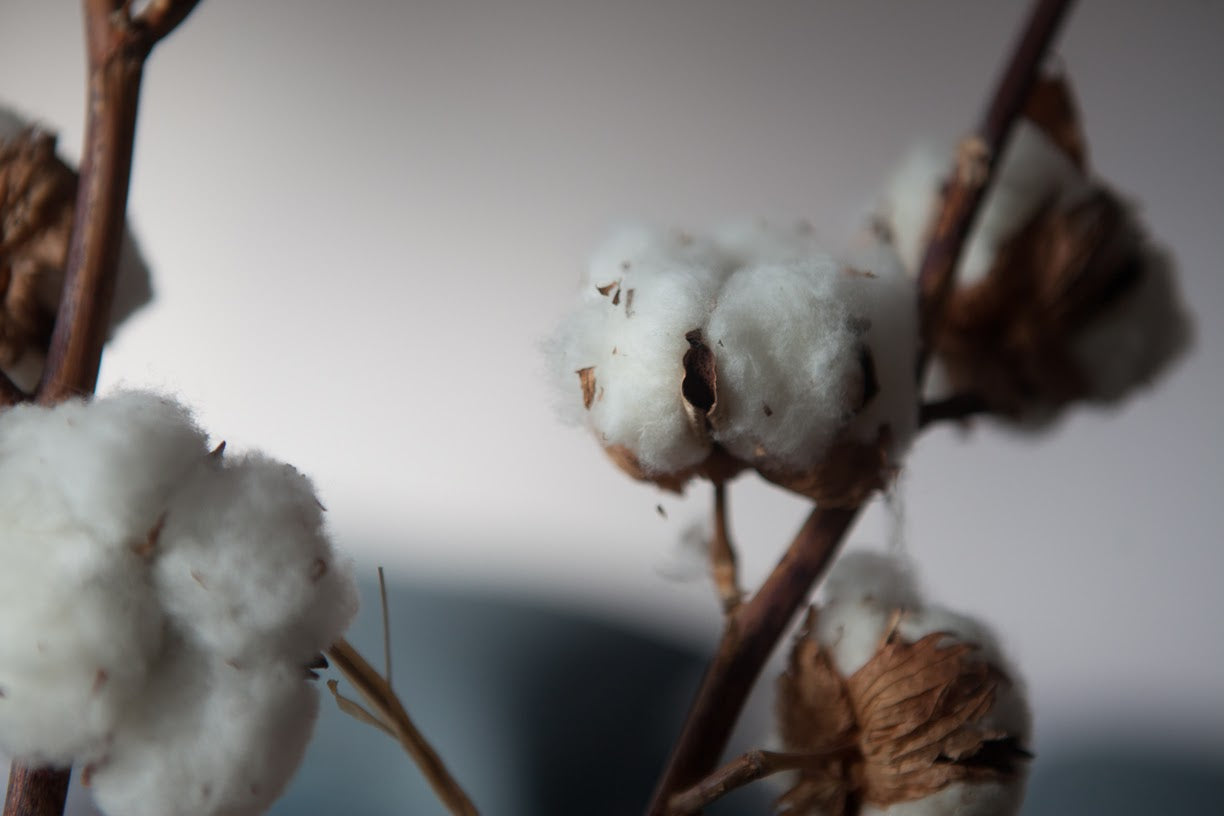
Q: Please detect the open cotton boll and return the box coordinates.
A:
[89,647,319,816]
[0,392,208,548]
[0,525,163,763]
[155,453,358,665]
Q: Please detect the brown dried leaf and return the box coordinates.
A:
[0,128,76,367]
[576,366,597,410]
[1023,74,1087,169]
[596,280,619,297]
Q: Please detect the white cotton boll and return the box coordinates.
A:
[706,259,862,467]
[546,226,726,475]
[90,648,319,816]
[155,453,358,665]
[0,392,208,548]
[861,781,1025,816]
[1071,244,1192,402]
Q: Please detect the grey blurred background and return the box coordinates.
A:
[2,1,1222,813]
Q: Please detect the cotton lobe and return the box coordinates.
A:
[546,221,917,505]
[0,391,357,816]
[775,551,1031,816]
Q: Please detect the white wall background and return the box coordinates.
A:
[3,0,1222,802]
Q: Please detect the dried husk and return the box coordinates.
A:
[0,128,76,367]
[936,188,1145,418]
[932,73,1182,421]
[776,613,1029,815]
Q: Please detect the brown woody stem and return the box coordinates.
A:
[646,506,859,814]
[916,0,1076,371]
[668,750,826,815]
[326,638,479,816]
[4,2,200,815]
[644,1,1075,813]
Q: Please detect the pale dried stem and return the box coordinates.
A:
[326,638,479,816]
[710,482,742,614]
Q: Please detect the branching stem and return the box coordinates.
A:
[644,1,1076,812]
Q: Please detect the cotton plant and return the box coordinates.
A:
[0,392,359,816]
[546,66,1190,816]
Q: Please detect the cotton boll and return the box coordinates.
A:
[0,525,163,763]
[89,648,319,816]
[706,259,863,467]
[155,453,358,665]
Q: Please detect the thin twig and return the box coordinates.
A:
[326,637,479,816]
[668,750,826,815]
[4,2,200,815]
[377,566,393,684]
[709,482,741,614]
[916,0,1076,373]
[644,2,1076,812]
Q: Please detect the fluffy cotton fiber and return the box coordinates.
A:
[546,221,917,496]
[0,391,357,816]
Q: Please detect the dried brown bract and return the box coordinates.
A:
[0,128,77,368]
[776,614,1029,815]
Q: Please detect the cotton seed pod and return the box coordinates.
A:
[546,223,917,505]
[875,76,1189,424]
[775,553,1031,815]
